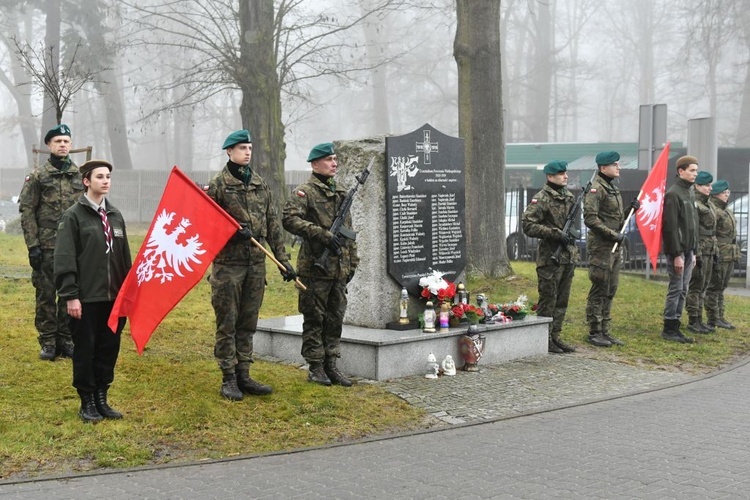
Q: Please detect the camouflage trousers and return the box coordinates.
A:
[32,249,71,347]
[585,255,621,334]
[298,277,347,364]
[536,263,575,335]
[686,254,715,318]
[209,262,266,373]
[705,260,734,322]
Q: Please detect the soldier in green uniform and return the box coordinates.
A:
[705,180,739,330]
[686,171,718,334]
[18,124,84,361]
[583,151,640,347]
[521,160,578,354]
[282,142,359,386]
[206,129,297,401]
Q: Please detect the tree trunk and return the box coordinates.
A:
[41,0,61,137]
[454,0,511,277]
[239,0,287,210]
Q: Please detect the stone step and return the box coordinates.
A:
[254,315,551,381]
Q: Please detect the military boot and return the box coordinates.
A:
[94,387,123,419]
[39,344,56,361]
[548,337,564,353]
[236,368,273,395]
[550,331,576,353]
[78,390,103,423]
[715,318,736,329]
[687,316,710,334]
[601,321,624,346]
[587,332,612,347]
[324,358,353,387]
[698,313,715,333]
[308,362,332,386]
[662,319,693,343]
[674,320,695,343]
[220,373,243,401]
[59,341,75,358]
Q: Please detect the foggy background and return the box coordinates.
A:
[0,0,748,177]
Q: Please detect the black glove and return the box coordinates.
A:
[713,254,720,266]
[695,256,702,269]
[346,270,355,283]
[28,246,42,271]
[280,261,297,282]
[614,232,626,244]
[327,232,342,255]
[236,224,253,240]
[555,230,570,244]
[630,198,641,211]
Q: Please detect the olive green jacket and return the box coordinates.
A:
[522,184,579,266]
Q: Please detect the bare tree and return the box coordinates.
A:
[13,37,104,128]
[454,0,511,277]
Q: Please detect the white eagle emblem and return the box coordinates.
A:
[637,187,664,230]
[136,209,206,284]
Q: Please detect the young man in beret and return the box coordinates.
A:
[282,142,358,386]
[18,124,84,360]
[706,180,739,330]
[206,129,297,401]
[583,151,640,347]
[685,171,718,334]
[661,155,700,343]
[522,160,579,353]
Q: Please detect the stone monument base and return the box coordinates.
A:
[254,315,552,381]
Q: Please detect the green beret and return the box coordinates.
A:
[676,155,698,169]
[79,159,113,176]
[307,142,335,162]
[711,179,729,195]
[695,171,713,186]
[595,151,620,166]
[543,160,568,175]
[44,124,71,144]
[222,129,252,149]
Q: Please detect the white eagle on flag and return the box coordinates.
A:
[637,186,664,231]
[136,209,206,285]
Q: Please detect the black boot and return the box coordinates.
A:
[220,373,243,401]
[548,337,564,353]
[78,391,103,423]
[551,332,576,352]
[237,368,273,395]
[94,387,123,419]
[324,358,353,387]
[662,319,693,343]
[39,344,57,361]
[687,316,710,334]
[587,332,612,347]
[308,362,332,386]
[715,318,736,330]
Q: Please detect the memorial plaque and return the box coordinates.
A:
[386,123,466,296]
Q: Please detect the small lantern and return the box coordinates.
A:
[399,287,409,324]
[423,301,436,333]
[438,301,451,333]
[457,282,469,305]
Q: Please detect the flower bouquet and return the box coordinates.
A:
[419,270,456,304]
[451,303,485,325]
[500,294,536,320]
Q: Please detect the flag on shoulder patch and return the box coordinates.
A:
[530,198,538,204]
[24,175,30,182]
[296,190,306,197]
[589,188,597,193]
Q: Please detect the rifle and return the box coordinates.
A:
[313,157,376,272]
[550,171,596,264]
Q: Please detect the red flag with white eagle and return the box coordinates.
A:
[635,142,671,270]
[108,166,238,354]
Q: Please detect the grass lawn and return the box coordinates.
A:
[1,230,749,480]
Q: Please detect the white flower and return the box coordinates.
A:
[514,294,528,307]
[419,270,449,295]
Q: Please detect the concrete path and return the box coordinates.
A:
[2,356,749,499]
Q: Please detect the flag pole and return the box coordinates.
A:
[612,189,644,253]
[250,237,307,291]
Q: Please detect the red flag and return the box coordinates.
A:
[108,166,238,354]
[635,142,671,269]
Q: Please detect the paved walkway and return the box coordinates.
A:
[5,353,750,499]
